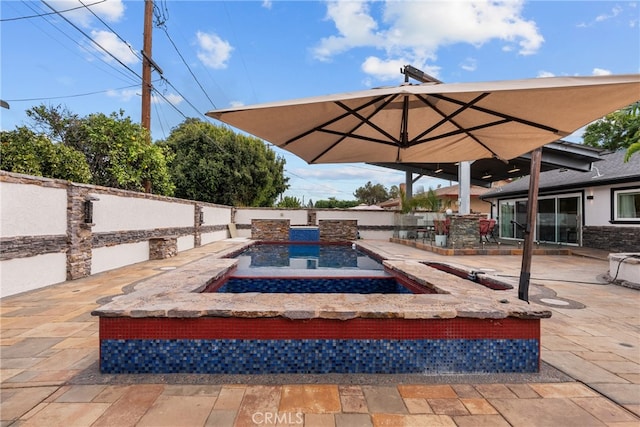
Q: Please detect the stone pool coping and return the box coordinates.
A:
[91,241,551,321]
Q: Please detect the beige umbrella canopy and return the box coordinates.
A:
[207,75,640,165]
[207,74,640,302]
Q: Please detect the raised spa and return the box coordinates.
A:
[93,241,550,375]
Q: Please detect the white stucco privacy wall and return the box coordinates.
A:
[234,208,308,226]
[91,193,194,232]
[201,205,232,245]
[0,181,67,237]
[0,254,67,298]
[91,242,149,275]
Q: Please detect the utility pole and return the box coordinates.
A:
[141,0,153,135]
[141,0,153,193]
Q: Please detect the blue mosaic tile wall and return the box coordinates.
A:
[216,277,413,294]
[289,228,320,241]
[100,338,539,374]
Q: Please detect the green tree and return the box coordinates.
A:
[583,102,640,158]
[277,196,302,208]
[0,127,91,182]
[24,104,174,195]
[160,119,288,206]
[388,185,400,199]
[314,197,359,209]
[353,181,389,205]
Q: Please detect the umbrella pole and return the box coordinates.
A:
[518,147,542,302]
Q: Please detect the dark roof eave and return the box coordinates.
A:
[481,175,640,200]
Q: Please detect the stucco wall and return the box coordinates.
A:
[91,193,194,233]
[1,171,402,298]
[0,181,67,237]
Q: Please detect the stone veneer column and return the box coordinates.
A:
[194,204,202,247]
[251,219,290,240]
[319,220,358,241]
[307,210,317,226]
[66,185,93,280]
[448,214,485,248]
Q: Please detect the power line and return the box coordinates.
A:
[5,82,156,103]
[41,0,142,82]
[156,25,217,109]
[159,77,208,119]
[16,1,137,86]
[77,0,143,63]
[222,2,259,104]
[1,0,105,21]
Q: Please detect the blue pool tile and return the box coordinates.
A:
[100,338,539,374]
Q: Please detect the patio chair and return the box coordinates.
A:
[479,218,498,243]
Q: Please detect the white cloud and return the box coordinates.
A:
[460,58,477,72]
[196,31,233,69]
[313,0,544,81]
[362,57,407,81]
[362,57,441,83]
[48,0,125,28]
[152,92,183,105]
[537,70,555,78]
[592,68,612,76]
[595,5,623,22]
[313,1,382,61]
[230,100,245,108]
[262,0,272,10]
[89,30,139,65]
[106,88,138,101]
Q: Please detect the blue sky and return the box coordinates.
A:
[2,1,639,203]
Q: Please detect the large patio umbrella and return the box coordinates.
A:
[207,74,640,301]
[207,75,639,165]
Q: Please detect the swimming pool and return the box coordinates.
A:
[205,241,419,294]
[231,242,384,272]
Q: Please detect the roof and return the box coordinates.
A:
[481,150,640,199]
[435,184,493,197]
[379,183,493,209]
[370,140,603,188]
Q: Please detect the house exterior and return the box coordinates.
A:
[379,183,496,214]
[481,150,640,252]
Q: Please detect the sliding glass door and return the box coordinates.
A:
[498,194,581,245]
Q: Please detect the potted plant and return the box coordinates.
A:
[411,188,451,246]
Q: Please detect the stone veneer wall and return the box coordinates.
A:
[251,219,290,241]
[319,220,358,241]
[149,237,178,259]
[583,226,640,252]
[448,214,485,248]
[0,171,231,287]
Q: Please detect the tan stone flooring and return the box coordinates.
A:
[1,240,639,426]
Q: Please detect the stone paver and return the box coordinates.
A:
[362,386,407,414]
[489,398,608,427]
[0,240,638,426]
[136,395,216,427]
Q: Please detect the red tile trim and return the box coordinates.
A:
[100,317,539,341]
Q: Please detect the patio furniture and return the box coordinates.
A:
[479,218,498,243]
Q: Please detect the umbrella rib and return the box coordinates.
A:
[281,95,397,148]
[415,119,511,144]
[428,93,560,134]
[307,96,403,164]
[335,98,402,144]
[411,92,502,157]
[411,93,490,143]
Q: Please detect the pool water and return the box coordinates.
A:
[212,277,413,294]
[233,243,383,271]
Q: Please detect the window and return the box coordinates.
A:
[498,194,581,244]
[614,188,640,221]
